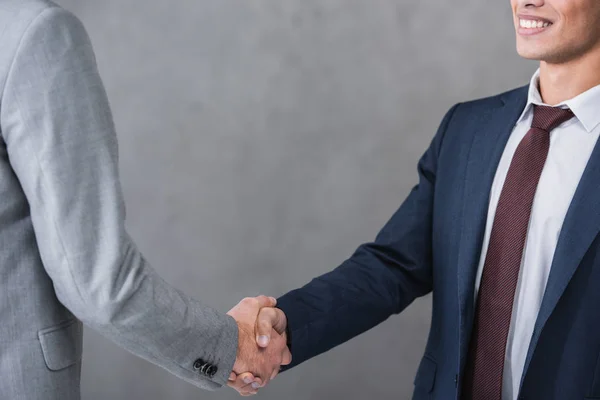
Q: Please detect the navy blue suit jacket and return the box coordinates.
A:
[277,85,600,399]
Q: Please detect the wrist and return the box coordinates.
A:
[232,320,254,373]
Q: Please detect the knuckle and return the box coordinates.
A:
[242,297,258,307]
[258,319,270,329]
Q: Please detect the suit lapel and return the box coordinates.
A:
[456,86,529,375]
[519,123,600,389]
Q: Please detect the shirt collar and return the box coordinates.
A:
[517,68,600,133]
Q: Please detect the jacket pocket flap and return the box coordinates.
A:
[38,319,82,371]
[414,354,437,393]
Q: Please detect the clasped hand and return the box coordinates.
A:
[226,296,290,396]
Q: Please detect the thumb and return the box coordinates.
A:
[255,307,285,347]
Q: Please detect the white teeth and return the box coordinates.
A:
[519,18,551,29]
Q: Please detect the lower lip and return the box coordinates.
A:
[518,25,552,36]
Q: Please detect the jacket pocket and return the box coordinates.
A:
[414,354,437,393]
[38,319,83,371]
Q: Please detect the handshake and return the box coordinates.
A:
[226,296,291,396]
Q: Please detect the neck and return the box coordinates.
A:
[538,50,600,105]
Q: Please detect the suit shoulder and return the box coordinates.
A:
[458,85,529,112]
[433,85,528,148]
[0,1,83,47]
[0,0,62,25]
[1,2,88,65]
[0,2,89,103]
[435,86,528,133]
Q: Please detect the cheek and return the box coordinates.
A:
[586,7,600,35]
[564,11,599,42]
[558,0,593,29]
[510,0,519,15]
[553,4,590,41]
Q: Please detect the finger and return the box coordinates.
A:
[261,308,288,337]
[255,363,277,388]
[227,380,248,394]
[241,372,257,385]
[272,308,288,334]
[237,372,256,386]
[270,367,280,381]
[256,308,280,347]
[227,373,259,395]
[240,376,262,396]
[254,295,277,309]
[226,374,247,391]
[229,372,237,381]
[240,377,263,393]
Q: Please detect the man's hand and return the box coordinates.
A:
[227,298,289,396]
[226,296,291,395]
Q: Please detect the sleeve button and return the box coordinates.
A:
[193,359,205,371]
[207,365,218,377]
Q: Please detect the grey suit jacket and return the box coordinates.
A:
[0,1,238,399]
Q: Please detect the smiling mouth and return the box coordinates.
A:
[519,18,553,29]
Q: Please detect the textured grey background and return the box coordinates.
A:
[51,1,536,399]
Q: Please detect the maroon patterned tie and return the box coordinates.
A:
[461,105,575,400]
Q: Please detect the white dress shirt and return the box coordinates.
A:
[473,69,600,400]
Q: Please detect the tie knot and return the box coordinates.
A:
[531,105,575,132]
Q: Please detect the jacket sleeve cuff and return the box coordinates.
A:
[205,314,239,386]
[276,291,309,372]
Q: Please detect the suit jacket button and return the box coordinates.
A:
[193,359,205,371]
[200,363,210,374]
[207,365,218,377]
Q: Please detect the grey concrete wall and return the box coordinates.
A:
[52,1,536,399]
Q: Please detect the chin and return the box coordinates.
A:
[516,41,561,61]
[516,47,545,61]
